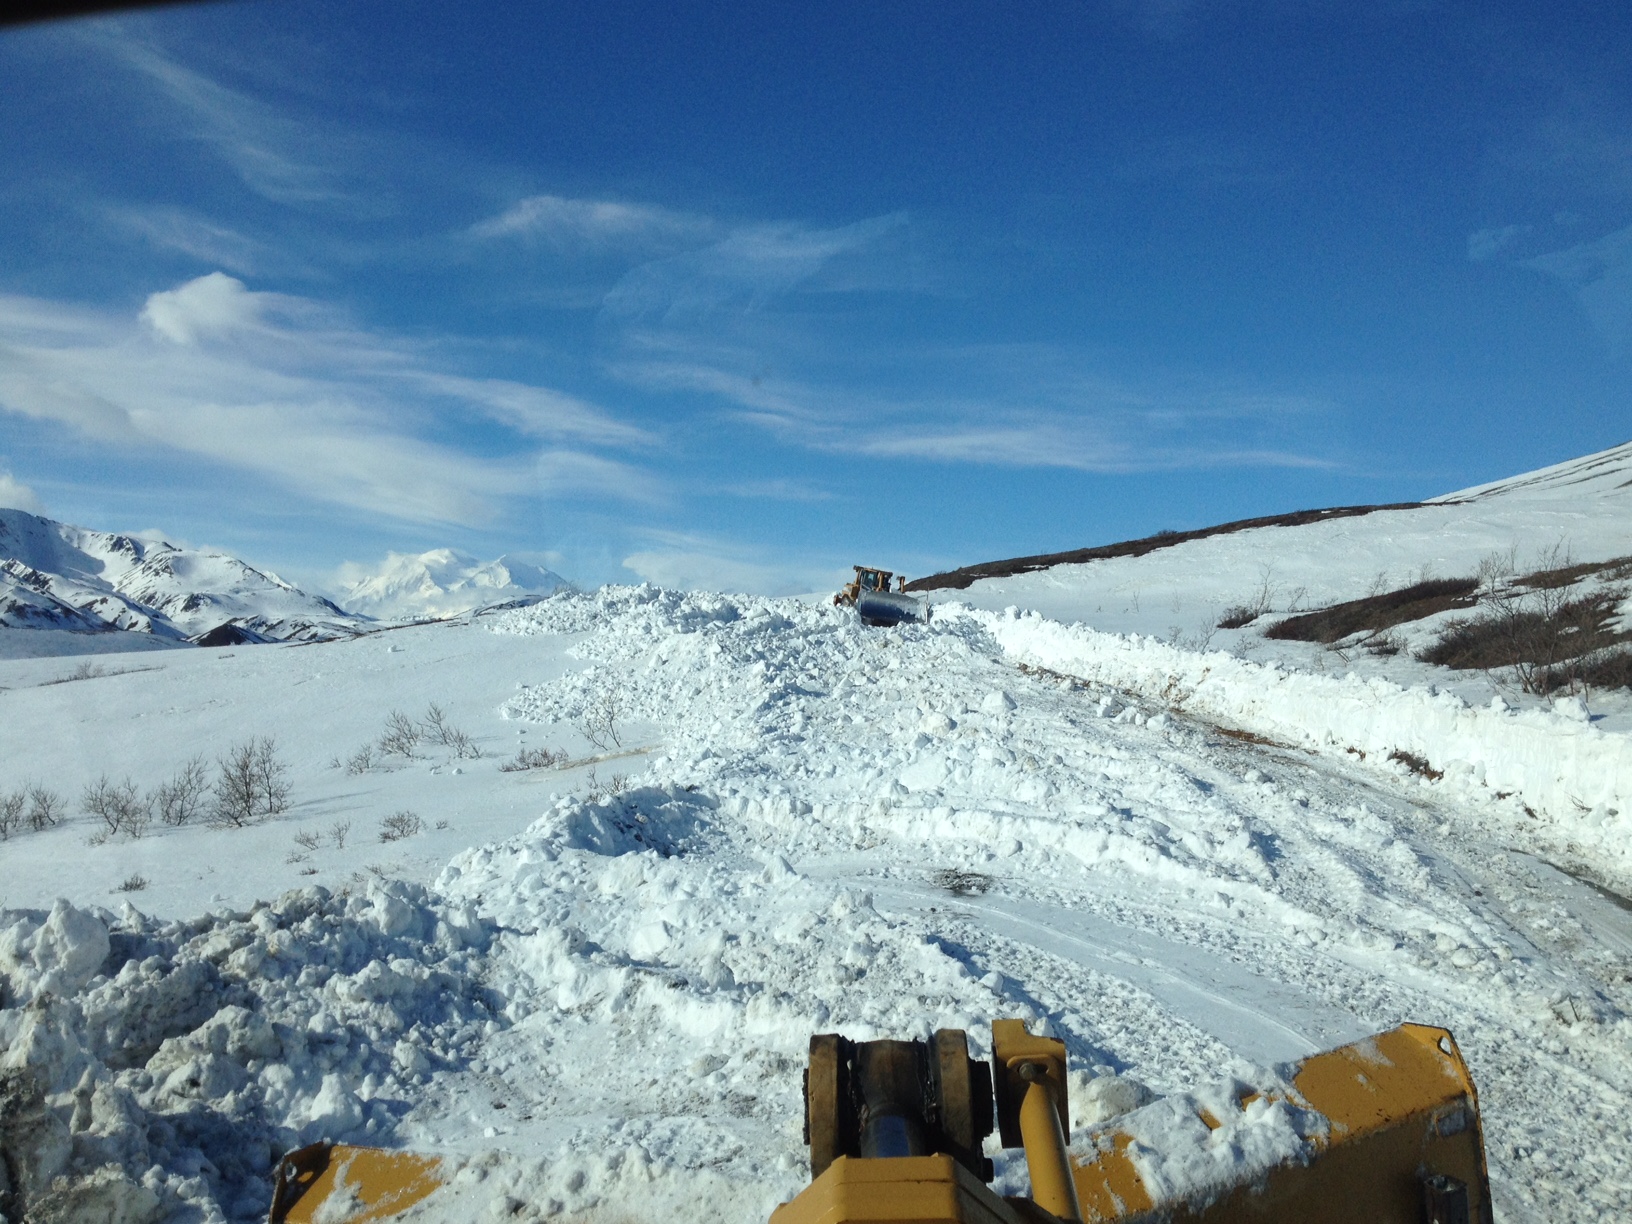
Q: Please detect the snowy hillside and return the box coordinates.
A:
[338,548,569,621]
[0,584,1628,1222]
[917,440,1632,728]
[0,509,363,653]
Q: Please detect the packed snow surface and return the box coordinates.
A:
[1,585,1629,1222]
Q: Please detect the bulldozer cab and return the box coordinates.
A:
[856,566,892,593]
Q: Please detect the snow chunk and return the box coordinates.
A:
[0,900,110,1003]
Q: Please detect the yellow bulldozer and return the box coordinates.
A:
[269,1019,1492,1224]
[836,566,927,627]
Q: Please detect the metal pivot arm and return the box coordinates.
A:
[991,1019,1083,1224]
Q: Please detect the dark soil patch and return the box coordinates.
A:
[1263,577,1480,645]
[932,869,993,896]
[1214,726,1282,747]
[904,502,1432,592]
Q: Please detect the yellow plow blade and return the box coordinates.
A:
[268,1142,444,1224]
[1070,1023,1492,1222]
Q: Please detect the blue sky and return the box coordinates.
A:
[0,1,1629,595]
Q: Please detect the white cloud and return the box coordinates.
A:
[470,195,713,247]
[0,468,43,514]
[140,271,265,343]
[0,273,654,526]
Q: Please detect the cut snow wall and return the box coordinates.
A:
[967,607,1632,873]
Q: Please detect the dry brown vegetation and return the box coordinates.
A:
[1264,577,1480,644]
[1418,552,1632,695]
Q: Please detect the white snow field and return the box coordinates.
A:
[2,579,1630,1223]
[925,440,1632,730]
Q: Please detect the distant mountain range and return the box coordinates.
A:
[0,510,570,650]
[0,509,362,646]
[338,548,569,621]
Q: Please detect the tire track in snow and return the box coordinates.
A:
[858,879,1372,1064]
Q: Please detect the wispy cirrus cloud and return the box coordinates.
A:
[602,212,910,324]
[591,207,1335,476]
[469,194,715,249]
[0,273,655,526]
[102,203,269,275]
[76,26,350,206]
[1524,221,1632,355]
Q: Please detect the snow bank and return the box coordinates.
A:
[0,883,496,1222]
[968,606,1632,876]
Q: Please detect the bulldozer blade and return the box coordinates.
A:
[1069,1023,1492,1222]
[773,1021,1492,1224]
[854,589,925,626]
[269,1141,444,1224]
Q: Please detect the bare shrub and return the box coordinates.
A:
[212,737,290,827]
[498,745,566,773]
[293,829,322,851]
[412,705,481,759]
[1420,586,1628,694]
[0,791,24,840]
[328,820,351,849]
[378,711,422,758]
[1477,546,1518,587]
[421,702,454,742]
[345,745,375,775]
[583,767,631,803]
[116,874,149,892]
[1544,648,1632,695]
[26,786,63,831]
[1216,605,1260,630]
[213,744,260,827]
[152,756,209,826]
[379,810,423,842]
[576,684,623,751]
[253,738,291,815]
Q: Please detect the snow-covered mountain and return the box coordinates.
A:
[338,547,570,620]
[0,508,362,647]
